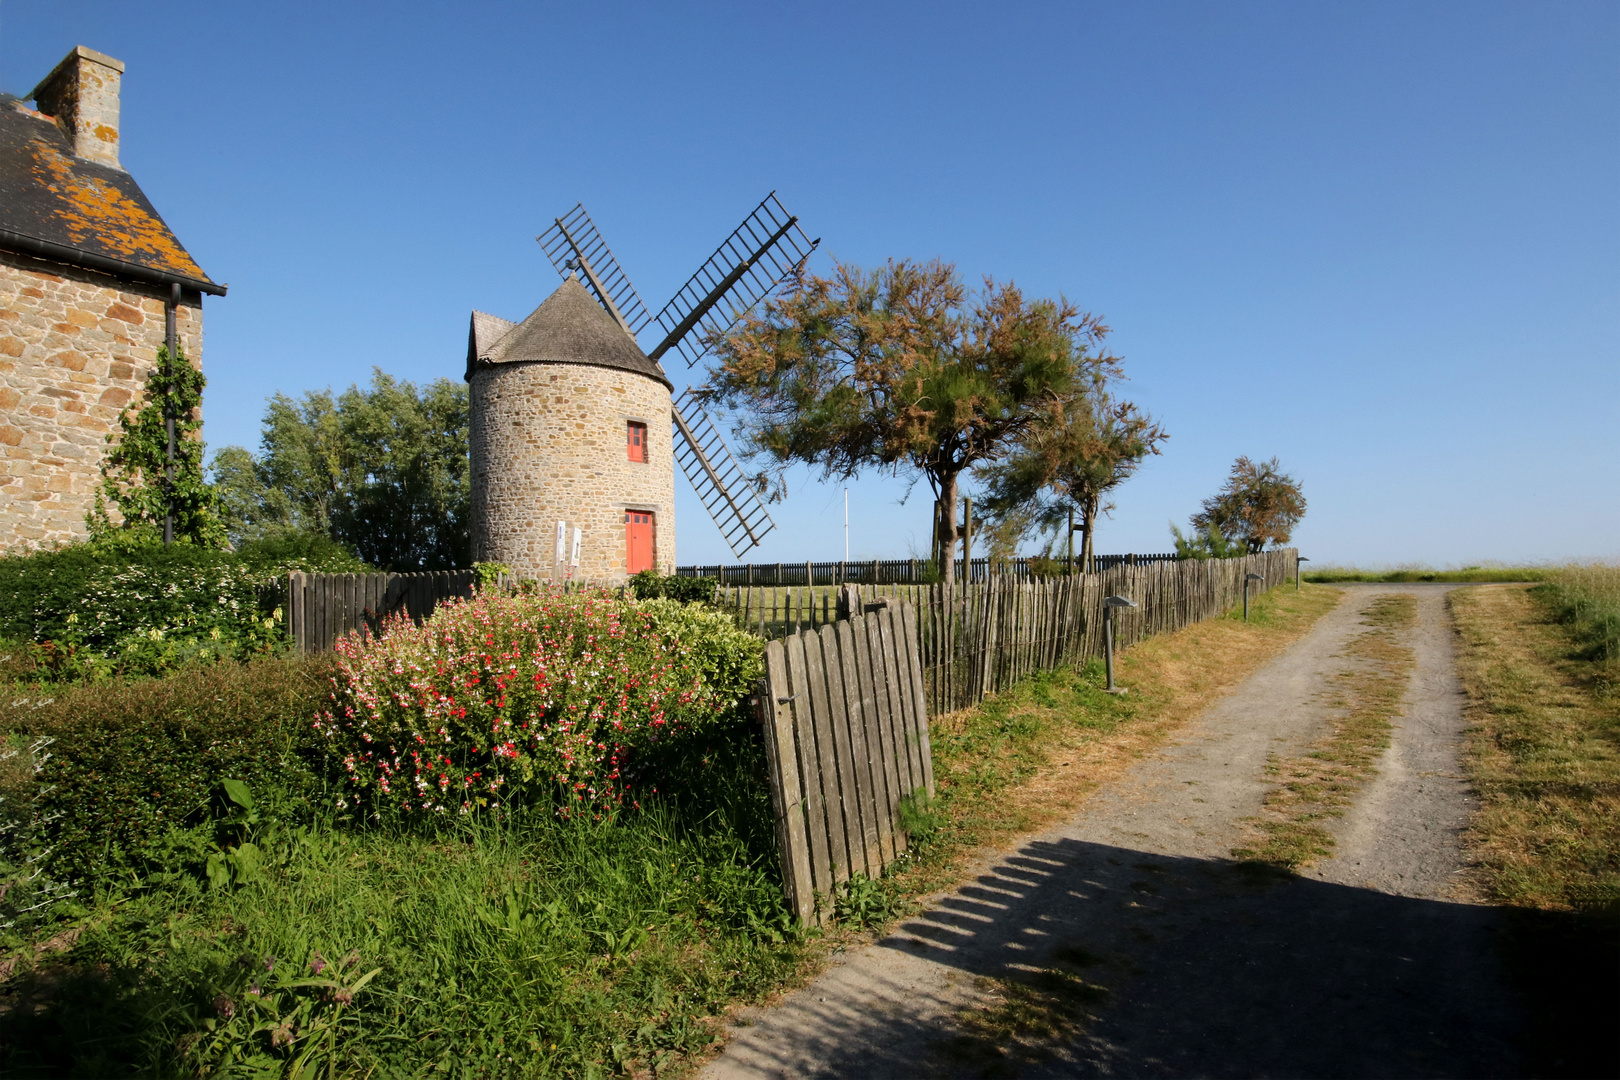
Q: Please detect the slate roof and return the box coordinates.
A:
[466,276,671,389]
[0,95,223,294]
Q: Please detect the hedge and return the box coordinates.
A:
[1,655,334,885]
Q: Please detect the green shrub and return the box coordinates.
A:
[233,529,371,573]
[629,569,719,605]
[0,733,75,931]
[0,656,333,885]
[316,588,762,818]
[897,786,946,847]
[0,531,363,682]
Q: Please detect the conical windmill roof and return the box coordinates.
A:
[466,275,671,389]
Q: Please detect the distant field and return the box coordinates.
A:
[1305,566,1552,584]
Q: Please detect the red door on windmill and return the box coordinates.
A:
[625,511,655,574]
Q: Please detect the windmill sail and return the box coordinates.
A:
[646,192,818,367]
[538,204,652,335]
[538,196,799,557]
[671,390,775,557]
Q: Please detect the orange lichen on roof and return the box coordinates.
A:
[23,114,206,280]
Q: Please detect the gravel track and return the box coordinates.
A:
[702,585,1523,1079]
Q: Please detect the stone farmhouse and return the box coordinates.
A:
[467,276,676,583]
[0,45,224,550]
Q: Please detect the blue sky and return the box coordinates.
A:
[4,2,1616,567]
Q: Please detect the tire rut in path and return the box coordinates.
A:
[702,585,1523,1079]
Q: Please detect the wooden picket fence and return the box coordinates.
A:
[724,549,1297,715]
[283,570,478,653]
[757,601,934,926]
[676,552,1178,587]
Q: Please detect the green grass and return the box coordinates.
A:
[1533,565,1620,675]
[0,780,801,1078]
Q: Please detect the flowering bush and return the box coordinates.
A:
[316,588,762,816]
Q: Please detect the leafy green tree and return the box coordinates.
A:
[212,370,469,570]
[90,344,225,547]
[979,387,1166,573]
[1188,456,1306,553]
[210,444,287,545]
[707,259,1115,583]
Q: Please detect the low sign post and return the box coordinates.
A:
[1103,595,1137,693]
[1297,555,1309,590]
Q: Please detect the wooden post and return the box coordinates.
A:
[757,647,816,925]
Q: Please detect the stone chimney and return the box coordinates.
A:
[30,46,125,170]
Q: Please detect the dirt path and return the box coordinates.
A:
[703,585,1523,1079]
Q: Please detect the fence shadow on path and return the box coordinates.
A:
[722,836,1528,1079]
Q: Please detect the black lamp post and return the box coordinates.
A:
[1297,555,1309,590]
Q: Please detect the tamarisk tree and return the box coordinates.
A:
[91,343,224,547]
[1189,455,1307,553]
[979,387,1166,572]
[707,258,1116,583]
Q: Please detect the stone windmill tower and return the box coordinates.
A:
[467,194,816,582]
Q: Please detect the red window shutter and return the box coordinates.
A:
[627,421,647,463]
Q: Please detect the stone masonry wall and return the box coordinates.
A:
[0,251,203,551]
[470,362,675,583]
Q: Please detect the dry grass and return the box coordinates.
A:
[1451,581,1620,1080]
[1232,593,1418,869]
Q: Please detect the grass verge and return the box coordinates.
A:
[1451,578,1619,1079]
[1231,593,1418,869]
[3,804,802,1079]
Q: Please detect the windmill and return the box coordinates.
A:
[536,193,817,558]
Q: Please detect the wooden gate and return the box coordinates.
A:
[284,570,478,653]
[756,601,934,925]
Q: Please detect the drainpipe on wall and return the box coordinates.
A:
[163,282,177,547]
